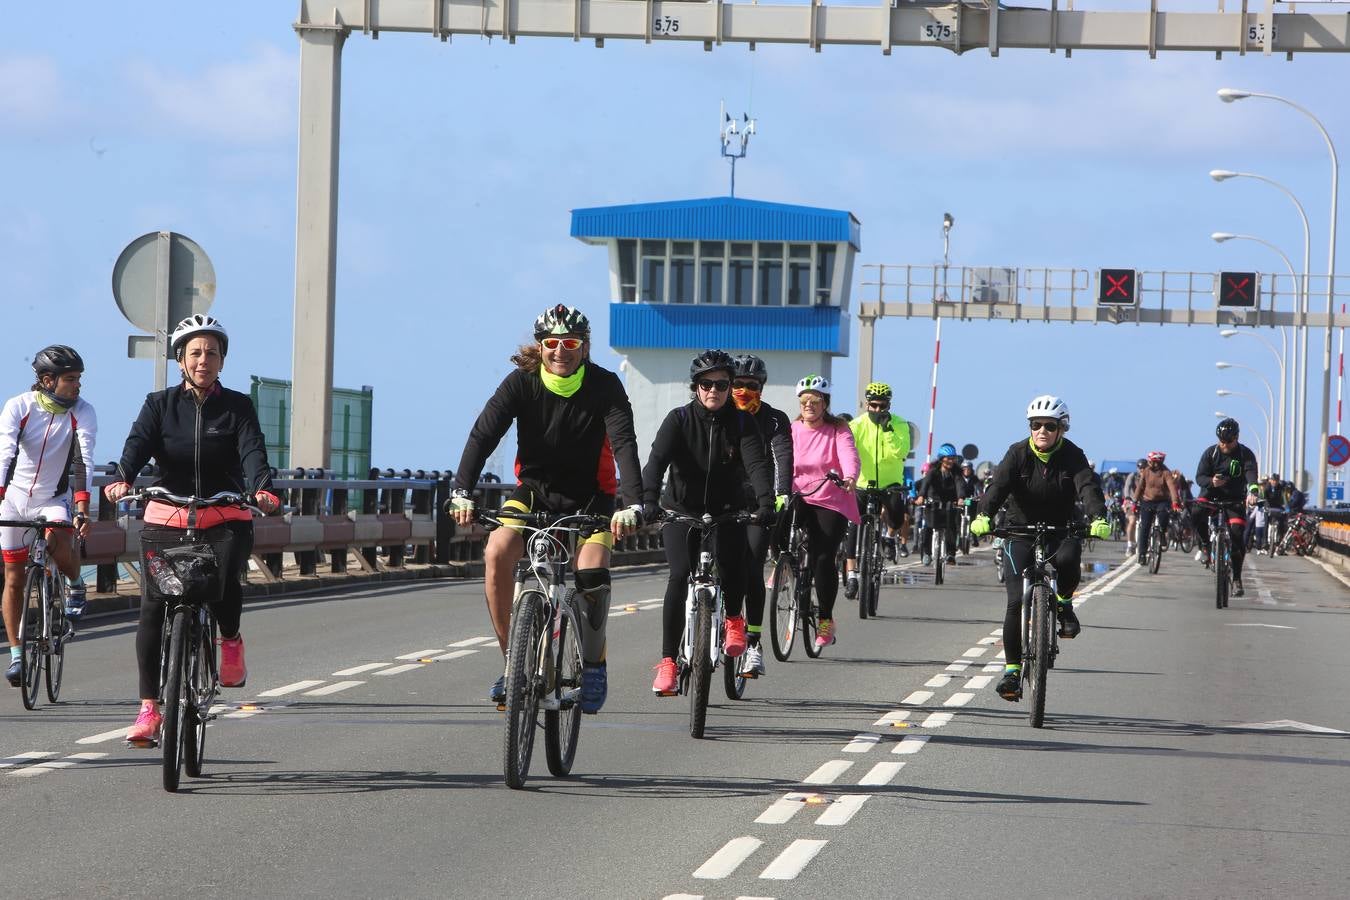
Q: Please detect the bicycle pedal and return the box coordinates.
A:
[496,702,507,712]
[654,689,680,697]
[125,737,159,749]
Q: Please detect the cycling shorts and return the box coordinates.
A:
[498,486,615,549]
[1,492,72,564]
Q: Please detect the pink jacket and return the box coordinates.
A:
[791,420,861,523]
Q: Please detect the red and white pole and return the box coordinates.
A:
[1337,302,1344,436]
[926,317,942,461]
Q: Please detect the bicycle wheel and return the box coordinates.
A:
[1214,537,1229,610]
[857,519,872,620]
[503,591,545,789]
[544,597,583,777]
[184,612,216,778]
[867,538,882,618]
[45,572,66,703]
[723,650,747,700]
[688,590,713,739]
[995,546,1006,584]
[1148,526,1162,575]
[933,531,945,586]
[768,554,798,662]
[1178,522,1194,554]
[1026,584,1053,729]
[19,567,43,710]
[800,571,823,659]
[162,608,191,792]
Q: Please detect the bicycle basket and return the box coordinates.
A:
[139,526,234,603]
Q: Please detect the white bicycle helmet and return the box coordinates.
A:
[171,314,229,358]
[1025,394,1070,432]
[796,374,831,396]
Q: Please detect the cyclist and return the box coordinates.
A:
[844,381,910,598]
[916,444,967,566]
[730,354,793,678]
[450,304,643,713]
[1102,467,1125,499]
[1,346,97,687]
[1261,473,1289,550]
[969,395,1110,701]
[788,374,858,650]
[1245,483,1267,554]
[1189,417,1259,597]
[645,351,774,694]
[1132,450,1181,566]
[103,316,279,744]
[1122,458,1146,556]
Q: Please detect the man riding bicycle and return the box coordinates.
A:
[1133,450,1181,566]
[450,304,643,714]
[1122,458,1146,556]
[970,395,1110,701]
[916,444,967,566]
[1,346,97,686]
[845,381,911,598]
[1190,417,1259,597]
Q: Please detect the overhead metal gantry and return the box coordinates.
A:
[288,0,1350,465]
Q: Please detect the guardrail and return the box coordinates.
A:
[83,466,663,593]
[1315,508,1350,564]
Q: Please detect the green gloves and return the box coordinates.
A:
[970,514,991,537]
[611,505,642,529]
[449,490,475,516]
[1089,518,1111,540]
[775,494,788,512]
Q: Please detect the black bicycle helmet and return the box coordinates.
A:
[732,354,768,383]
[533,303,590,340]
[32,345,84,377]
[1216,417,1240,441]
[690,349,735,382]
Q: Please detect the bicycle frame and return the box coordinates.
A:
[1,518,75,709]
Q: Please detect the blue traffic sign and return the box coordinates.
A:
[1328,481,1345,501]
[1328,434,1350,468]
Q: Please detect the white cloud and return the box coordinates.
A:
[0,56,69,128]
[125,44,297,143]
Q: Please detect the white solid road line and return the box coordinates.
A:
[446,636,497,648]
[802,760,853,784]
[815,794,870,826]
[396,649,445,660]
[842,733,881,753]
[257,680,327,697]
[759,839,828,880]
[892,736,930,755]
[76,727,133,745]
[374,663,423,676]
[858,761,906,785]
[304,680,365,696]
[332,662,389,676]
[693,836,764,879]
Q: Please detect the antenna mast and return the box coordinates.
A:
[719,101,756,198]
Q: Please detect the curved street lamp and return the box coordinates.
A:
[1217,389,1272,473]
[1216,410,1264,475]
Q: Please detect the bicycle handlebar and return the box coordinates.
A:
[658,510,761,528]
[0,518,77,530]
[125,487,265,517]
[992,522,1088,540]
[475,509,613,531]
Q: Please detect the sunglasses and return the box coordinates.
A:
[697,378,731,392]
[799,396,824,407]
[732,380,762,391]
[1029,420,1061,433]
[541,337,584,351]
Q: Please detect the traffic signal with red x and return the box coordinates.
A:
[1097,268,1137,305]
[1217,271,1259,308]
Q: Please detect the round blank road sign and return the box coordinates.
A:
[111,231,216,333]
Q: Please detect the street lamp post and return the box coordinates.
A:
[1219,88,1338,505]
[1216,411,1263,476]
[1210,169,1310,481]
[1211,231,1298,477]
[1217,361,1276,473]
[1217,389,1272,473]
[1219,329,1287,477]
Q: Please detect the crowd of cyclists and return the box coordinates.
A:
[0,302,1325,743]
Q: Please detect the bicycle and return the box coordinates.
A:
[957,499,974,556]
[853,483,893,620]
[1276,511,1319,556]
[1167,504,1195,554]
[924,500,954,586]
[1264,506,1286,555]
[129,487,261,792]
[769,474,843,661]
[1137,506,1167,575]
[659,510,756,738]
[992,522,1085,729]
[1197,498,1245,610]
[0,517,78,710]
[477,509,611,789]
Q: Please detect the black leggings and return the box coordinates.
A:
[137,521,253,699]
[1191,506,1248,579]
[742,523,773,632]
[661,520,748,660]
[1000,537,1081,666]
[800,504,849,621]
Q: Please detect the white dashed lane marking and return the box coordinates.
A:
[446,636,497,648]
[842,734,881,753]
[759,839,829,880]
[802,760,853,784]
[944,661,970,673]
[76,728,131,745]
[944,692,974,708]
[816,794,871,826]
[8,752,107,778]
[396,649,444,660]
[964,675,993,690]
[859,761,906,785]
[332,662,388,676]
[920,712,954,728]
[693,837,763,879]
[901,690,933,705]
[756,793,814,824]
[427,649,479,661]
[374,663,422,676]
[0,751,57,769]
[962,646,988,658]
[304,680,365,696]
[257,680,326,697]
[872,710,911,727]
[924,674,953,688]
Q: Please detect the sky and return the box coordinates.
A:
[3,1,1348,495]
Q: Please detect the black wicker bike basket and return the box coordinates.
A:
[139,525,234,604]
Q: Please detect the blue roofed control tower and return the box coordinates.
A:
[571,196,861,449]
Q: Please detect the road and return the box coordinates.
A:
[3,542,1348,900]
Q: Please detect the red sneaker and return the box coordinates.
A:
[218,634,248,687]
[651,657,678,695]
[126,703,162,747]
[723,615,748,658]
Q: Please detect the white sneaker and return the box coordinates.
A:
[1125,541,1135,556]
[1194,549,1204,562]
[742,644,766,677]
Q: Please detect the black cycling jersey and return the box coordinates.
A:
[739,401,794,506]
[114,383,274,498]
[978,437,1106,526]
[918,466,968,504]
[453,363,642,509]
[1194,442,1258,504]
[642,400,773,516]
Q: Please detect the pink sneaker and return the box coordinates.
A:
[218,634,247,687]
[127,703,163,747]
[651,657,678,695]
[814,619,837,650]
[723,615,747,658]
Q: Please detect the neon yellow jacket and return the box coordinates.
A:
[849,413,911,488]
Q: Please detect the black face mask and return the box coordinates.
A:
[867,410,889,425]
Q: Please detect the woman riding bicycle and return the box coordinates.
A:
[104,315,279,745]
[1,345,97,686]
[970,395,1109,701]
[915,443,968,566]
[644,350,774,695]
[789,374,859,650]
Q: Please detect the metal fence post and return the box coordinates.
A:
[298,467,320,575]
[330,484,348,573]
[434,470,452,564]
